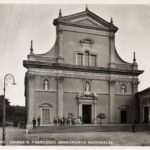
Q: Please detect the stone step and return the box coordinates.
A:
[30,124,150,134]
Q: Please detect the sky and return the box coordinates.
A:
[0,2,150,106]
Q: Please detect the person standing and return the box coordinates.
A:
[33,117,36,128]
[132,120,136,133]
[37,116,41,127]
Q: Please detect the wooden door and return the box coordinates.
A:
[42,109,50,124]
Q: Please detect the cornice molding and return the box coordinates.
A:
[23,60,143,76]
[57,21,115,33]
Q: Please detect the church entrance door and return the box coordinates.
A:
[144,106,149,123]
[120,110,127,124]
[42,109,50,124]
[82,104,92,124]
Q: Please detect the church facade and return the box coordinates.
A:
[23,8,143,127]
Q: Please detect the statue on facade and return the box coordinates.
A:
[121,83,126,93]
[44,79,49,90]
[85,81,90,92]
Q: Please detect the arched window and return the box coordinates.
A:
[44,79,49,90]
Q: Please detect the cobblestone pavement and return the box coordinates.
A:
[0,127,150,146]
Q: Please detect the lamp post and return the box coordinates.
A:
[2,74,16,146]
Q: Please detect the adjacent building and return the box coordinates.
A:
[136,88,150,124]
[23,8,143,127]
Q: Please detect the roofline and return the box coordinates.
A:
[136,87,150,95]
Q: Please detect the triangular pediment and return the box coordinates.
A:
[69,17,107,29]
[54,9,118,32]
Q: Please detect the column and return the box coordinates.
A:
[109,79,116,123]
[57,75,64,118]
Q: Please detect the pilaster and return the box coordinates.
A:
[25,73,35,128]
[57,75,64,117]
[57,29,64,63]
[132,80,139,94]
[109,79,116,123]
[109,31,115,68]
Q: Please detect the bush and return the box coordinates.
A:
[97,113,106,124]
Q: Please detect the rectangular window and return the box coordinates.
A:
[84,53,89,66]
[91,55,96,66]
[77,53,83,65]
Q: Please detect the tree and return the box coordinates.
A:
[97,113,106,124]
[0,95,26,127]
[0,95,11,126]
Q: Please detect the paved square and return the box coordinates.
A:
[0,127,150,146]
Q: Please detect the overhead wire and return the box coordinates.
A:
[2,5,13,52]
[11,4,25,51]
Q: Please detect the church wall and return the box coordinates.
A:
[115,95,134,123]
[63,77,110,122]
[128,82,133,94]
[92,80,109,93]
[34,91,57,123]
[49,77,57,91]
[115,81,133,94]
[62,30,109,67]
[115,81,121,94]
[33,75,58,122]
[64,78,83,93]
[64,77,109,94]
[96,94,109,123]
[27,72,135,125]
[63,92,78,117]
[34,75,57,91]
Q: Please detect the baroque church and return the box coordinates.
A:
[23,8,143,127]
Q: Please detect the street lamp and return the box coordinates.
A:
[2,74,16,146]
